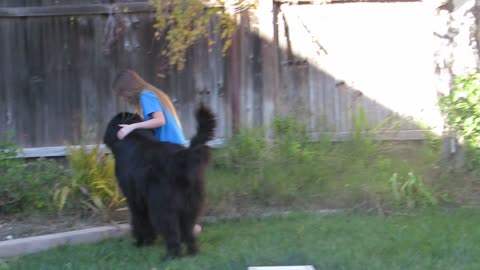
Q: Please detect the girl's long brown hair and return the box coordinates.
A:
[112,69,182,129]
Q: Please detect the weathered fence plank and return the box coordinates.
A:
[1,1,440,153]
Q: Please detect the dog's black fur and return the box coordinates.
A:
[103,104,216,259]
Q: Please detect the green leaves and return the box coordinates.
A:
[1,133,68,213]
[389,172,437,208]
[151,0,241,71]
[55,144,124,215]
[439,72,480,170]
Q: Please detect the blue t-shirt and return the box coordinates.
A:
[140,90,186,145]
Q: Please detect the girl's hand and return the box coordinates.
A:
[117,124,136,140]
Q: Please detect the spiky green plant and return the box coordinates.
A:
[55,144,124,214]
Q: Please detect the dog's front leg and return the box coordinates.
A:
[130,209,156,247]
[162,220,182,260]
[151,211,182,260]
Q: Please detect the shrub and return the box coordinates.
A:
[389,172,438,208]
[439,72,480,170]
[1,134,66,213]
[208,108,443,211]
[54,144,124,215]
[213,126,268,172]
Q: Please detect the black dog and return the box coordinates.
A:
[103,104,216,259]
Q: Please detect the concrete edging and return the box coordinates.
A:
[0,224,130,258]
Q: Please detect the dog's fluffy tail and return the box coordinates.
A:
[189,103,216,148]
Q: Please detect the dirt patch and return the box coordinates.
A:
[0,205,340,242]
[0,210,130,242]
[0,206,268,241]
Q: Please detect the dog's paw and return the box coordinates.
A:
[134,240,144,248]
[187,244,198,256]
[162,254,175,262]
[163,251,181,261]
[134,239,153,248]
[144,238,156,246]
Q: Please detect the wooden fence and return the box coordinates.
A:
[0,0,441,157]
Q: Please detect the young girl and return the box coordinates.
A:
[112,69,185,144]
[112,69,202,235]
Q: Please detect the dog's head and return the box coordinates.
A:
[103,112,143,148]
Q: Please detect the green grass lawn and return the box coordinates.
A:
[3,208,480,270]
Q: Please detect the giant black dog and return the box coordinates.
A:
[103,104,216,259]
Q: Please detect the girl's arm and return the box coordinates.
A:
[117,111,165,140]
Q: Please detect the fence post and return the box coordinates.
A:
[257,0,279,140]
[230,15,241,135]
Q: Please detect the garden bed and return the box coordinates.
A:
[0,208,131,241]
